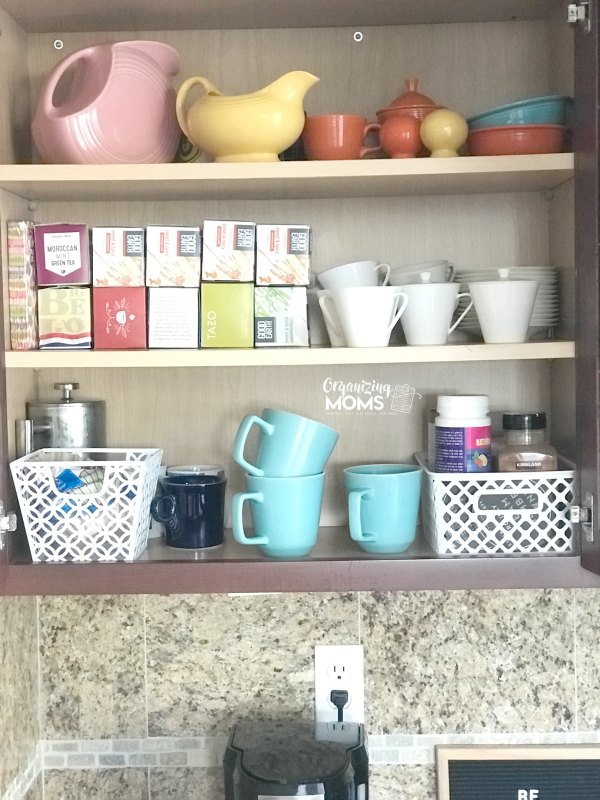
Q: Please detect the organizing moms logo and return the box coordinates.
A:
[322,377,422,415]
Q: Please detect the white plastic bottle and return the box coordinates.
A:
[434,394,492,473]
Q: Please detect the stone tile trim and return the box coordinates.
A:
[1,743,42,800]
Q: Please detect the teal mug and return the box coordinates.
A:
[232,472,325,557]
[233,408,339,478]
[344,464,422,554]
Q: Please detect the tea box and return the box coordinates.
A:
[34,223,90,286]
[7,220,38,350]
[148,287,199,349]
[91,227,145,287]
[254,286,309,347]
[201,220,255,282]
[255,224,311,286]
[145,225,201,287]
[37,287,92,349]
[93,287,147,349]
[200,283,254,348]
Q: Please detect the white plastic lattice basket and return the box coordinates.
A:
[10,448,163,562]
[415,453,577,556]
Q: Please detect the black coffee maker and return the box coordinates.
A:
[224,720,368,799]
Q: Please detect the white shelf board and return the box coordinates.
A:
[4,341,575,369]
[0,155,574,203]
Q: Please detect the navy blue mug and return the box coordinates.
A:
[151,474,226,549]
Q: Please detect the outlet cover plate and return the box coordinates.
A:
[314,644,364,724]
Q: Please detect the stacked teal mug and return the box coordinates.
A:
[231,409,339,557]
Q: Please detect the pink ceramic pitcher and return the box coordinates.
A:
[31,41,181,164]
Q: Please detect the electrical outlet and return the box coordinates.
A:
[314,644,364,724]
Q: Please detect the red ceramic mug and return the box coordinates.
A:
[302,114,381,160]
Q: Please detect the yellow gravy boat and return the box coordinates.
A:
[176,70,319,162]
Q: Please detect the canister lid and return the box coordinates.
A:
[436,394,489,414]
[502,412,547,430]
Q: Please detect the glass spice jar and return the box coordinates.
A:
[498,412,558,472]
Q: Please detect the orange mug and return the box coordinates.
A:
[302,114,381,160]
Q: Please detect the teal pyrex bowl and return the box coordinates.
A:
[467,95,573,130]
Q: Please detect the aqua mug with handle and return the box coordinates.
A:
[232,472,325,557]
[344,464,422,554]
[232,408,339,477]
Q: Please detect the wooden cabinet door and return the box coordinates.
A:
[574,0,600,571]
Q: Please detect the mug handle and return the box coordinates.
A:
[151,495,176,523]
[447,263,456,282]
[232,415,274,477]
[387,291,409,333]
[448,292,474,334]
[376,262,391,286]
[231,491,269,546]
[359,122,383,158]
[347,488,377,543]
[318,293,343,339]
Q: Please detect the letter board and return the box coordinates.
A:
[436,744,600,799]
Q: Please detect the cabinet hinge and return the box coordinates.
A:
[572,492,594,543]
[567,2,591,31]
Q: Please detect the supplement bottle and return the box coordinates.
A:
[498,412,558,472]
[434,394,492,473]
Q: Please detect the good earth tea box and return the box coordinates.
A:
[145,225,201,287]
[201,220,255,282]
[93,287,147,349]
[255,224,311,286]
[254,286,309,347]
[37,287,91,349]
[91,227,145,287]
[34,223,90,286]
[200,284,254,348]
[148,288,199,348]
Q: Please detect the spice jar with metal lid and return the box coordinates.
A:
[498,412,558,472]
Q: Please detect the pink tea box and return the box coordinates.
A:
[148,287,199,349]
[145,225,201,287]
[37,287,91,349]
[93,287,147,349]
[254,286,309,347]
[7,220,38,350]
[91,227,145,287]
[34,223,90,286]
[200,283,254,348]
[255,224,311,286]
[201,220,255,282]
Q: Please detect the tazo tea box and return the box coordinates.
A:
[93,287,147,349]
[254,286,309,347]
[255,224,311,286]
[201,283,253,348]
[37,287,91,349]
[148,288,199,349]
[145,225,201,287]
[34,223,90,286]
[92,227,145,287]
[201,220,255,282]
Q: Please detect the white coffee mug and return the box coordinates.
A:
[316,289,346,346]
[398,282,473,345]
[468,279,539,343]
[319,286,408,347]
[317,259,391,290]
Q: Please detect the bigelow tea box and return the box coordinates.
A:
[145,225,201,287]
[255,224,311,286]
[201,220,255,282]
[148,288,199,349]
[34,223,90,286]
[200,283,254,348]
[92,287,147,349]
[254,287,309,347]
[91,227,145,287]
[37,287,91,349]
[7,220,38,350]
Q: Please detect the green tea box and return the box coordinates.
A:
[254,286,309,347]
[38,287,91,349]
[145,225,201,287]
[148,287,199,348]
[91,227,145,287]
[200,283,254,348]
[255,224,311,286]
[201,220,255,282]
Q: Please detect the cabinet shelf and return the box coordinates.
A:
[4,341,575,369]
[0,154,574,203]
[4,527,599,595]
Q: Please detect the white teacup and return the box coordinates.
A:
[317,259,391,290]
[319,286,408,348]
[398,282,473,345]
[468,279,539,343]
[316,289,346,346]
[389,259,455,286]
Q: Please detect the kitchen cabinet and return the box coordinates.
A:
[0,0,598,596]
